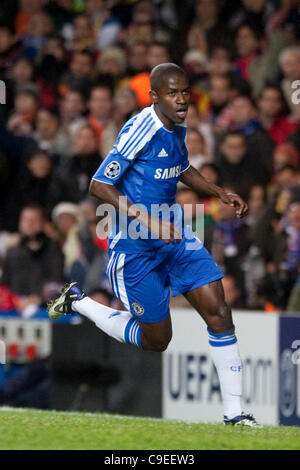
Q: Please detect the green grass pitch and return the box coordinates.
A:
[0,407,300,450]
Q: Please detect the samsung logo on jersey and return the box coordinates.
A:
[154,165,182,179]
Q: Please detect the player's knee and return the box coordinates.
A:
[151,338,171,352]
[144,332,172,352]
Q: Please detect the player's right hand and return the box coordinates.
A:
[149,217,183,244]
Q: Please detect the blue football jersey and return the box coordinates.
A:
[92,105,190,252]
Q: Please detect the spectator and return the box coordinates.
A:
[279,46,300,119]
[247,29,287,99]
[185,127,210,170]
[64,13,95,52]
[222,274,245,309]
[284,1,300,41]
[100,86,139,157]
[234,23,261,80]
[52,202,81,275]
[119,0,157,47]
[59,89,87,143]
[245,184,267,227]
[21,10,53,59]
[217,130,269,195]
[4,150,54,231]
[69,199,108,292]
[126,41,149,76]
[199,162,221,228]
[275,165,299,192]
[35,35,67,107]
[128,42,171,108]
[254,199,300,309]
[272,142,300,174]
[187,0,233,54]
[0,149,9,218]
[257,85,298,144]
[45,0,74,35]
[182,48,210,117]
[208,74,234,127]
[1,203,64,307]
[33,107,71,161]
[185,102,214,157]
[228,0,275,34]
[229,94,274,176]
[94,47,127,89]
[59,50,94,98]
[52,125,101,205]
[9,57,35,94]
[0,23,21,80]
[200,162,221,186]
[183,48,207,79]
[87,84,113,144]
[6,88,38,137]
[206,46,233,77]
[85,0,121,51]
[211,187,251,280]
[176,187,206,245]
[14,0,44,37]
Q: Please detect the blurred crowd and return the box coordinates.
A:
[0,0,299,315]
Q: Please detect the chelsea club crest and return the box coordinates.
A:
[131,302,144,316]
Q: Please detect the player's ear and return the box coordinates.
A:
[149,89,158,104]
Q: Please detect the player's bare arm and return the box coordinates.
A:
[179,164,248,218]
[89,179,181,244]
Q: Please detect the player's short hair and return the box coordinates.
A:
[150,63,188,92]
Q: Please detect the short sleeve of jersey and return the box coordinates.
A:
[92,147,134,185]
[92,108,161,185]
[177,125,190,174]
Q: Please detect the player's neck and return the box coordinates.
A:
[153,104,175,131]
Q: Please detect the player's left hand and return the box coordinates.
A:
[219,191,248,218]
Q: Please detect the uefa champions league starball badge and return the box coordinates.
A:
[104,161,121,179]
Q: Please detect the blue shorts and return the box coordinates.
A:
[106,238,223,324]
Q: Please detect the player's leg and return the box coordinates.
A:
[184,280,259,425]
[70,285,173,352]
[184,279,233,333]
[184,279,243,420]
[139,315,172,352]
[47,281,144,347]
[169,242,259,426]
[105,250,173,351]
[48,251,172,351]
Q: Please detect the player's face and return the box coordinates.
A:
[151,74,190,130]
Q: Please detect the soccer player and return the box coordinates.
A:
[48,63,259,427]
